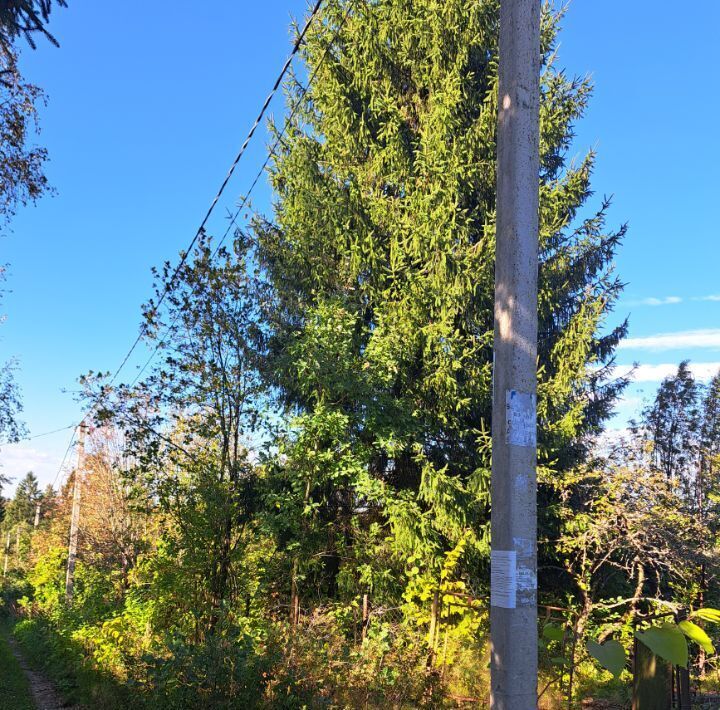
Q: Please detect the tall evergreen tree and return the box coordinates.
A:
[256,0,626,592]
[701,371,720,469]
[698,370,720,542]
[642,361,701,486]
[5,470,41,526]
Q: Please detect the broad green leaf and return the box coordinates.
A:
[636,624,688,667]
[690,608,720,624]
[542,623,564,642]
[586,639,626,678]
[678,620,715,654]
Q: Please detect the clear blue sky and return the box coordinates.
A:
[1,1,718,492]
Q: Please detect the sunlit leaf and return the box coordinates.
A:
[678,620,714,655]
[636,624,688,668]
[690,608,720,624]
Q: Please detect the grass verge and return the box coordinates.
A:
[12,616,132,709]
[0,617,35,710]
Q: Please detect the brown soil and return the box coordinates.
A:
[6,634,73,710]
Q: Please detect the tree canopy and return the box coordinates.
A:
[0,0,67,51]
[256,0,627,594]
[8,2,720,708]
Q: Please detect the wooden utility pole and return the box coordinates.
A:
[65,423,87,603]
[2,529,10,577]
[490,0,541,707]
[361,593,369,641]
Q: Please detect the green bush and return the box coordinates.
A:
[13,617,132,708]
[140,623,274,709]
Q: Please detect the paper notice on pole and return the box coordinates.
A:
[505,390,536,447]
[491,550,517,609]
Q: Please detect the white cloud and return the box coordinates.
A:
[0,444,60,494]
[613,393,645,410]
[609,362,720,382]
[622,294,720,306]
[625,296,682,306]
[618,329,720,351]
[693,295,720,302]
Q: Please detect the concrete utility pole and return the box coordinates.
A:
[65,423,87,603]
[34,501,41,528]
[490,0,541,707]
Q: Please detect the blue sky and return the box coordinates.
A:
[1,1,718,492]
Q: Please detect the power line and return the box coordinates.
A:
[18,423,76,441]
[105,0,325,390]
[214,0,354,256]
[129,2,354,387]
[50,427,77,490]
[34,1,352,483]
[56,1,327,449]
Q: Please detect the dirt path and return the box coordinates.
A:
[6,634,69,710]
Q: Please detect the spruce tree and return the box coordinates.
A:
[5,471,41,526]
[0,0,66,51]
[642,361,701,486]
[701,371,720,468]
[699,370,720,533]
[257,0,626,592]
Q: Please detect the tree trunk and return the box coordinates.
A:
[290,478,312,627]
[697,458,708,678]
[208,512,233,632]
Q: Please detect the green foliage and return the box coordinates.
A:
[258,0,626,598]
[0,27,52,456]
[261,616,443,709]
[641,361,701,482]
[0,48,51,230]
[586,639,626,679]
[543,623,565,643]
[140,623,272,710]
[25,545,66,619]
[636,624,688,668]
[0,1,669,706]
[13,616,131,708]
[5,472,41,527]
[0,0,67,51]
[0,357,26,447]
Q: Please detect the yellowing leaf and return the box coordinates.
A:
[691,608,720,624]
[678,620,715,655]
